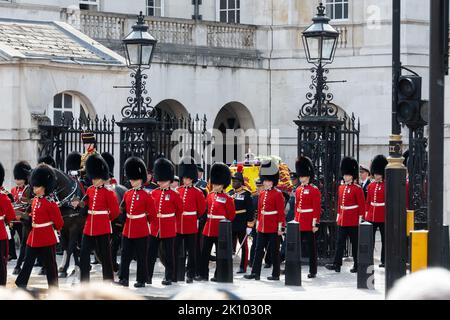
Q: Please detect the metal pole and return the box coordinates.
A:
[427,0,446,267]
[385,0,407,295]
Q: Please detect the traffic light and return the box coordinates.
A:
[396,75,427,128]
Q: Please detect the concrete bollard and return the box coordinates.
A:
[176,239,186,282]
[357,222,374,289]
[442,225,450,270]
[217,219,233,283]
[285,221,301,287]
[411,230,428,273]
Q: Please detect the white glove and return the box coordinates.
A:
[246,227,252,235]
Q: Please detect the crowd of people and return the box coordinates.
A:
[0,131,407,291]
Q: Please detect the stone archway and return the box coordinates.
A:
[154,99,189,120]
[212,102,256,164]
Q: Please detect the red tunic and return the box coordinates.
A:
[83,185,120,236]
[176,185,206,235]
[203,192,236,237]
[122,188,156,239]
[11,185,27,203]
[337,183,366,227]
[0,190,16,241]
[27,197,64,247]
[256,188,286,234]
[365,181,385,223]
[150,188,183,239]
[294,184,321,232]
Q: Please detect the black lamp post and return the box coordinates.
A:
[121,11,157,119]
[300,2,340,118]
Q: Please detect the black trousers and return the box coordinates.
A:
[199,236,218,279]
[0,239,8,285]
[15,223,31,269]
[80,234,114,282]
[15,245,58,288]
[119,236,148,283]
[301,231,318,275]
[372,222,385,264]
[249,229,271,267]
[8,223,22,259]
[251,232,280,277]
[111,226,122,268]
[232,230,249,271]
[174,233,197,279]
[148,236,174,281]
[334,226,359,267]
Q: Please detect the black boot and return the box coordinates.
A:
[244,274,260,280]
[325,264,341,273]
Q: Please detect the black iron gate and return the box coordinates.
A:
[38,114,116,171]
[295,111,360,263]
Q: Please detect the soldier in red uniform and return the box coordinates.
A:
[147,158,183,286]
[365,155,388,268]
[77,154,120,283]
[0,162,17,285]
[174,158,206,283]
[196,163,235,282]
[294,156,321,279]
[11,161,32,275]
[117,157,156,288]
[245,160,285,281]
[15,164,64,288]
[326,157,366,273]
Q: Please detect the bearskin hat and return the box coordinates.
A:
[13,161,31,182]
[38,155,56,168]
[0,162,4,186]
[259,159,279,187]
[179,157,198,182]
[231,164,245,183]
[403,150,409,167]
[210,162,231,187]
[340,157,359,180]
[66,152,81,172]
[295,156,314,180]
[371,155,388,177]
[153,158,174,182]
[124,157,147,183]
[101,152,115,178]
[30,164,56,195]
[86,154,109,181]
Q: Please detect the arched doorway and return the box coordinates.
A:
[154,99,189,120]
[212,102,255,164]
[46,91,95,127]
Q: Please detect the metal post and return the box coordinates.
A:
[442,225,450,270]
[285,221,302,286]
[357,222,374,290]
[217,219,233,283]
[385,0,407,295]
[428,0,446,268]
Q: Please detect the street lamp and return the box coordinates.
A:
[121,11,157,119]
[300,3,340,118]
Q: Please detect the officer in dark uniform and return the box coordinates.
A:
[359,164,371,199]
[228,165,254,274]
[143,162,159,192]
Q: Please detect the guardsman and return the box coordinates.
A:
[15,164,64,289]
[147,158,183,286]
[365,155,388,268]
[11,161,32,275]
[245,159,285,281]
[79,131,98,183]
[101,152,117,185]
[196,163,235,282]
[326,157,365,273]
[174,158,206,283]
[76,154,120,282]
[0,162,16,285]
[294,157,321,278]
[66,151,85,195]
[359,164,371,199]
[38,155,56,168]
[117,157,156,288]
[228,165,253,274]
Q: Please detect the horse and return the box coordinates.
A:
[52,169,127,278]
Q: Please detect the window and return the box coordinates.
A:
[48,93,90,126]
[219,0,240,24]
[326,0,349,20]
[79,0,98,11]
[147,0,163,17]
